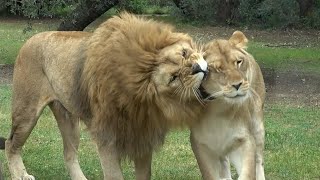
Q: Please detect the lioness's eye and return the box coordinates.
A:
[235,60,243,68]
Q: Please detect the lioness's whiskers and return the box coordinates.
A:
[205,90,224,100]
[251,81,265,85]
[249,88,263,111]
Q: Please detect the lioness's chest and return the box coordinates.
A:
[192,110,250,155]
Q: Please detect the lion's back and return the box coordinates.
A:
[13,31,92,115]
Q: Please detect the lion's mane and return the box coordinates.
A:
[74,13,201,158]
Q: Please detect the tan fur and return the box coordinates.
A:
[191,31,266,180]
[4,12,207,180]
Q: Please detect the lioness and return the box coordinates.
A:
[2,12,208,180]
[191,31,266,180]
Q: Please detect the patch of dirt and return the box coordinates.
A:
[0,64,13,84]
[262,68,320,107]
[180,26,320,48]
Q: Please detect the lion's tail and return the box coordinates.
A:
[0,137,6,150]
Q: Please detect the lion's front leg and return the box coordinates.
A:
[134,152,152,180]
[96,140,124,180]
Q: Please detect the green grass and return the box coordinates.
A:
[1,85,320,179]
[248,42,320,73]
[0,20,59,64]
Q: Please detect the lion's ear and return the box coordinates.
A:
[229,31,248,49]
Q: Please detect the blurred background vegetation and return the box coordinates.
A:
[0,0,319,30]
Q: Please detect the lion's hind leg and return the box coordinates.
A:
[5,87,54,180]
[49,101,87,180]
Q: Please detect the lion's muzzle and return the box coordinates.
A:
[192,57,208,79]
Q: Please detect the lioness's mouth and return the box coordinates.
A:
[198,85,214,100]
[227,94,246,98]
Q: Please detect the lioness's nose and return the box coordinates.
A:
[232,83,242,90]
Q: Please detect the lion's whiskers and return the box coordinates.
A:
[179,87,188,103]
[193,88,205,106]
[174,85,184,95]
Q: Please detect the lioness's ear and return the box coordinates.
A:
[229,31,248,49]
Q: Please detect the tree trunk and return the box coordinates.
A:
[172,0,191,15]
[296,0,314,17]
[216,0,240,23]
[58,0,119,31]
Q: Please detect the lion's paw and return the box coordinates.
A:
[22,174,35,180]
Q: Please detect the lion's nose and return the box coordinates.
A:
[192,63,208,75]
[192,63,209,80]
[232,82,242,90]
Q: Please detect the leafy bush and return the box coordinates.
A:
[6,0,76,18]
[257,0,300,28]
[301,0,320,28]
[175,0,320,28]
[118,0,149,14]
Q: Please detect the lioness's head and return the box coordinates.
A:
[200,31,255,103]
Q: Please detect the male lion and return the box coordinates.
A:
[1,12,208,180]
[191,31,266,180]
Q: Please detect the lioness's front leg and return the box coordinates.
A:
[252,112,266,180]
[96,140,124,180]
[134,152,152,180]
[220,156,232,180]
[190,133,220,180]
[229,138,256,180]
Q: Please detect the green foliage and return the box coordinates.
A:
[178,0,217,22]
[256,0,300,28]
[301,0,320,28]
[175,0,320,28]
[5,0,76,18]
[117,0,172,15]
[118,0,149,14]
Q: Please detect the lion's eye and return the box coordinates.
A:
[182,49,187,58]
[169,75,178,84]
